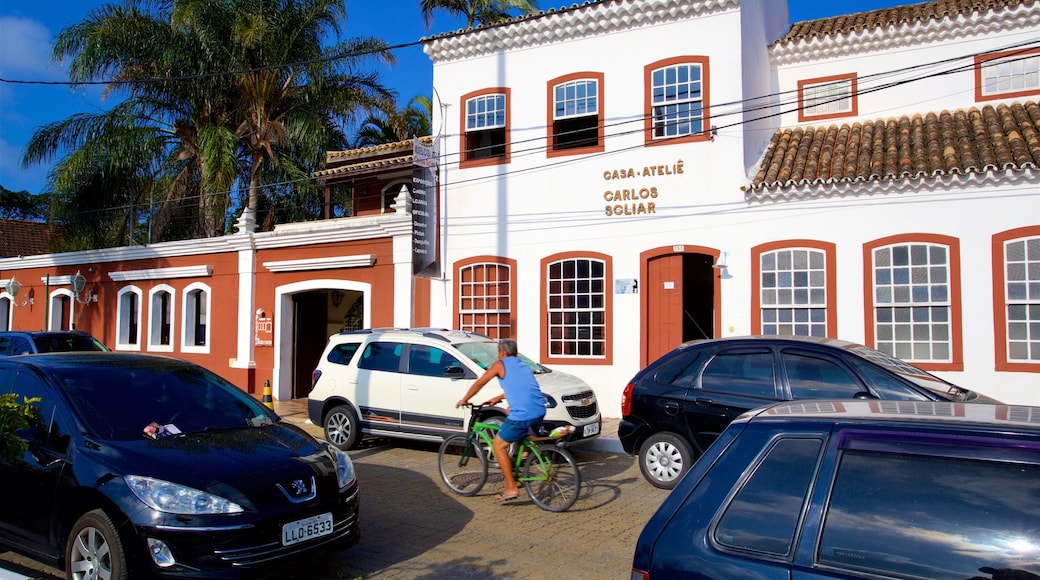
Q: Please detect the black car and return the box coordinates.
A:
[632,400,1040,579]
[619,335,995,488]
[0,353,359,579]
[0,331,109,355]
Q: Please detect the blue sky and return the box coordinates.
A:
[0,0,904,196]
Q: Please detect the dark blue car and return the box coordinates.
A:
[0,353,359,579]
[631,400,1040,580]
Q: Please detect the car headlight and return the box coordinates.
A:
[327,444,356,490]
[124,475,243,514]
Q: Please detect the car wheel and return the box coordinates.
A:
[66,509,128,580]
[324,404,360,450]
[638,432,695,490]
[479,415,505,466]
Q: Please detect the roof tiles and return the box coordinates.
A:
[746,100,1040,192]
[778,0,1034,45]
[0,219,55,258]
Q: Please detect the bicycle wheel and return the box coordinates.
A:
[523,444,581,512]
[438,434,489,496]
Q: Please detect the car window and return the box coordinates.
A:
[655,352,702,388]
[819,449,1040,578]
[0,336,33,355]
[32,334,108,353]
[357,341,404,373]
[845,357,930,400]
[10,370,71,454]
[783,353,862,400]
[700,351,776,398]
[327,342,362,366]
[454,341,499,369]
[408,345,464,377]
[55,363,270,440]
[714,437,822,555]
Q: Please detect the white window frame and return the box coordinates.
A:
[546,257,607,359]
[872,243,952,363]
[761,248,827,337]
[466,94,506,132]
[181,282,211,354]
[803,78,853,117]
[48,289,74,331]
[554,79,598,120]
[115,286,143,351]
[0,295,10,330]
[458,261,512,339]
[651,63,703,139]
[148,284,176,352]
[1003,235,1040,363]
[981,53,1040,97]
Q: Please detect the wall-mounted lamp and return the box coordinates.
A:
[4,276,33,307]
[70,270,98,304]
[712,251,728,270]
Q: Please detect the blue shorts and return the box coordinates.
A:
[498,416,545,443]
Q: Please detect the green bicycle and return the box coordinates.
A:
[438,403,582,512]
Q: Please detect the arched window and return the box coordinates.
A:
[182,283,211,353]
[116,286,143,350]
[541,252,612,364]
[148,285,175,351]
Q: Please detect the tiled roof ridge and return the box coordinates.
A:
[778,0,1035,46]
[326,136,433,162]
[745,100,1040,193]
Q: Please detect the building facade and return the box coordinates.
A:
[2,0,1038,415]
[420,0,1040,412]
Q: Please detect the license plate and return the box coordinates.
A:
[583,422,600,437]
[282,512,333,546]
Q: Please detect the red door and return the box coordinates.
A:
[646,254,683,365]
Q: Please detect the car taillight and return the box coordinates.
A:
[312,369,322,387]
[621,382,634,416]
[630,569,649,580]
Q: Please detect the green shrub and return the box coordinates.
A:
[0,393,40,462]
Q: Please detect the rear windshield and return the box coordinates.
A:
[53,362,271,440]
[32,334,109,353]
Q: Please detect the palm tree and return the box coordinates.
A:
[23,0,395,244]
[419,0,539,30]
[353,95,433,147]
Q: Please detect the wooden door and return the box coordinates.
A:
[646,254,684,365]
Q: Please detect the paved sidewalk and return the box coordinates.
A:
[268,397,626,454]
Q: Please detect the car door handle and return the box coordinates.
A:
[694,397,713,406]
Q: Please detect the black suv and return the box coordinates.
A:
[619,335,993,488]
[632,400,1040,579]
[0,330,108,355]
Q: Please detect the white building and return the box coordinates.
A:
[422,0,1040,414]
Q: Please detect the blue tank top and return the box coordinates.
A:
[500,356,546,421]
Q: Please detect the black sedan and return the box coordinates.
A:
[0,353,359,579]
[619,335,996,489]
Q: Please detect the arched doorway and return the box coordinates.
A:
[641,246,721,366]
[274,280,371,400]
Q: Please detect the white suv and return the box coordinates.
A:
[307,328,601,449]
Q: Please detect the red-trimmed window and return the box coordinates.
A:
[547,72,604,157]
[644,56,710,146]
[753,241,837,337]
[863,235,963,371]
[975,47,1040,102]
[459,88,510,168]
[541,252,612,365]
[455,256,517,340]
[798,73,857,122]
[993,226,1040,372]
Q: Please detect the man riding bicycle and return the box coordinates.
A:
[456,338,545,503]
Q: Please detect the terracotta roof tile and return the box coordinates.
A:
[778,0,1034,45]
[746,100,1040,193]
[0,219,55,258]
